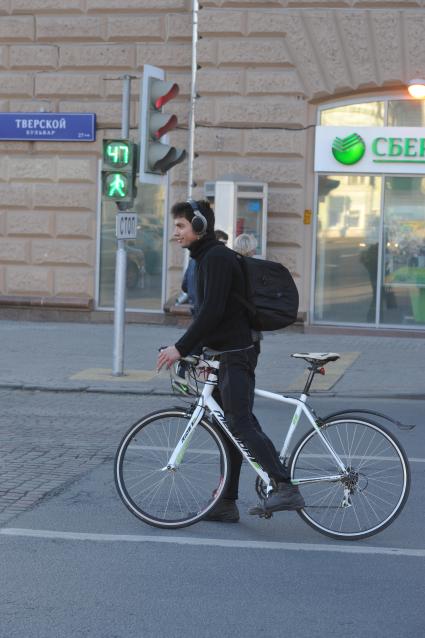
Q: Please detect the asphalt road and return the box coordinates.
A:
[0,391,423,638]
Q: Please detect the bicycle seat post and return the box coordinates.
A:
[302,364,319,395]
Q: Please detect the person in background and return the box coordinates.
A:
[180,256,197,314]
[215,229,229,245]
[234,233,257,257]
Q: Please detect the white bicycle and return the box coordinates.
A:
[114,351,411,540]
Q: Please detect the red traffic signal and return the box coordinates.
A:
[151,82,179,109]
[139,65,187,183]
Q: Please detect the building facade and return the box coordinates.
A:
[1,0,425,331]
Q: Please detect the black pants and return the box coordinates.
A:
[213,347,289,500]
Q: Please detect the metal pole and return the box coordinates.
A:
[187,0,199,200]
[181,0,200,275]
[112,74,131,376]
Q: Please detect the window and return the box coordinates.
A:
[320,101,384,127]
[315,98,425,328]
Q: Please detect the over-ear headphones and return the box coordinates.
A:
[187,199,208,235]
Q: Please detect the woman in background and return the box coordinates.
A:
[233,233,257,257]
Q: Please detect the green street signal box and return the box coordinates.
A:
[102,139,137,203]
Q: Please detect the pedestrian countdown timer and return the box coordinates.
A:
[105,140,130,167]
[101,139,136,203]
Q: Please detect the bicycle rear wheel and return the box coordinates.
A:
[115,408,229,529]
[289,418,410,540]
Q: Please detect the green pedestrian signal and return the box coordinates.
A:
[101,139,137,203]
[105,172,130,199]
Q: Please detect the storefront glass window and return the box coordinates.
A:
[316,97,425,328]
[381,177,425,326]
[314,175,382,323]
[387,100,425,126]
[320,101,384,127]
[98,183,165,310]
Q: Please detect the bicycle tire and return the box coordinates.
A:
[289,417,410,540]
[115,408,230,529]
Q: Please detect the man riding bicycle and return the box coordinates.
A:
[157,199,304,522]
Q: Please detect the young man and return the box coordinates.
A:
[157,200,304,522]
[179,228,228,316]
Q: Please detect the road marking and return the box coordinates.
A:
[1,527,424,557]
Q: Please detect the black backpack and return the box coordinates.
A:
[234,253,299,331]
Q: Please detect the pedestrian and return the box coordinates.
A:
[180,256,198,315]
[233,233,262,355]
[215,229,229,244]
[233,232,257,257]
[157,199,304,522]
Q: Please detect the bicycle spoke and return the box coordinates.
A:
[291,418,409,540]
[115,410,227,527]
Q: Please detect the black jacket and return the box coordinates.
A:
[175,235,253,357]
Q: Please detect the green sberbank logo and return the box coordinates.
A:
[332,133,366,165]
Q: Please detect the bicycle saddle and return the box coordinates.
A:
[291,352,340,364]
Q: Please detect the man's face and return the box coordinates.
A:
[173,216,199,248]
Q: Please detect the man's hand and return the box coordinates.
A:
[157,345,181,371]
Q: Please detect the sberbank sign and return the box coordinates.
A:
[315,126,425,174]
[371,136,425,163]
[333,133,425,165]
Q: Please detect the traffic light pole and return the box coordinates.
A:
[112,74,131,376]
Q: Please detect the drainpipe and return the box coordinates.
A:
[178,0,200,279]
[187,0,199,199]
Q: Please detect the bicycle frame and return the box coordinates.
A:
[163,359,347,488]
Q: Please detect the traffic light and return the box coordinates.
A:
[139,64,187,184]
[102,139,136,203]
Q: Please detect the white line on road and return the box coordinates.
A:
[1,527,424,557]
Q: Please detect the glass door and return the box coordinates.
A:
[314,175,382,323]
[98,183,165,311]
[381,177,425,326]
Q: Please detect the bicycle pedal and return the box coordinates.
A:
[261,512,273,519]
[249,505,273,519]
[248,503,267,517]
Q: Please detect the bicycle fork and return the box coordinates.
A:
[161,401,206,471]
[163,363,222,472]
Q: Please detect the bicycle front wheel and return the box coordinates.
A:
[115,408,229,529]
[289,418,410,540]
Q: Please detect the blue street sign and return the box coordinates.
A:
[0,112,96,141]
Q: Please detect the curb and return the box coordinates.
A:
[0,382,423,400]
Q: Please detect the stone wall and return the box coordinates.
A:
[0,1,191,310]
[185,1,425,312]
[0,0,422,316]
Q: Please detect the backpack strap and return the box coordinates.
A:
[232,252,257,318]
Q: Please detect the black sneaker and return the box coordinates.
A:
[249,482,305,515]
[203,499,240,523]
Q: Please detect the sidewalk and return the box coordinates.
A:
[1,319,424,398]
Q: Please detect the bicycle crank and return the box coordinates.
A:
[260,511,273,519]
[248,501,273,519]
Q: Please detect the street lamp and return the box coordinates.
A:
[407,79,425,99]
